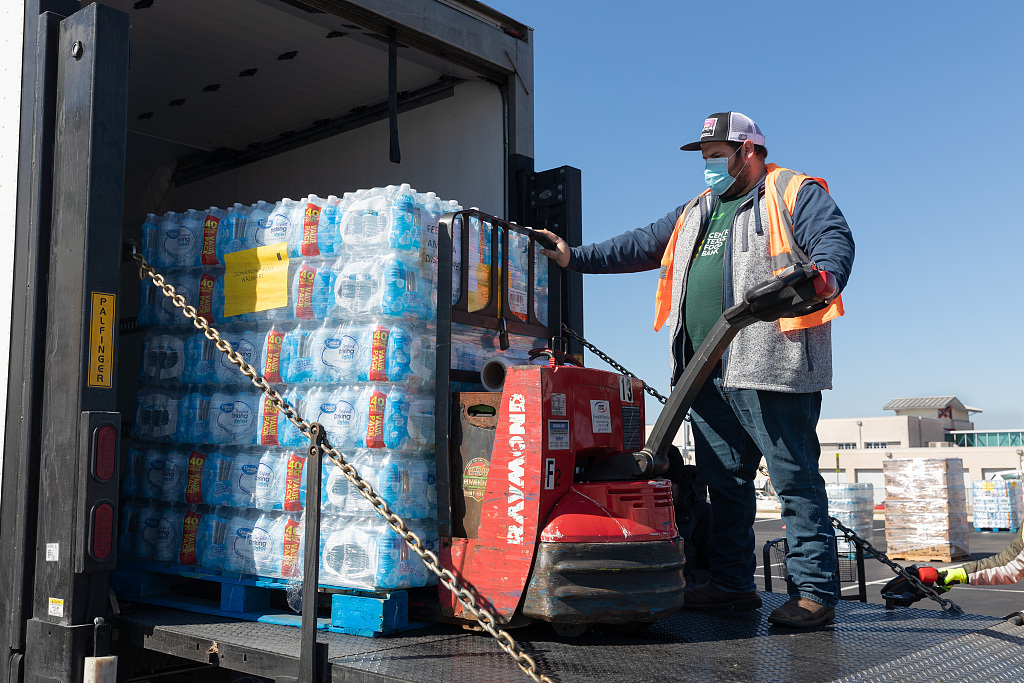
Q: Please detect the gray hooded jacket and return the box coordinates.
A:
[567,175,854,393]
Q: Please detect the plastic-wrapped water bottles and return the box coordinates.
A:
[132,388,180,442]
[223,509,259,574]
[310,320,347,383]
[259,199,296,249]
[176,388,211,444]
[139,331,187,383]
[216,203,252,263]
[197,450,235,506]
[230,449,261,508]
[251,511,304,579]
[199,207,227,267]
[140,213,160,266]
[276,388,307,449]
[289,259,336,320]
[208,389,259,445]
[122,447,144,498]
[319,514,426,590]
[118,501,140,556]
[277,324,316,384]
[254,450,307,512]
[175,210,205,268]
[155,212,182,269]
[135,502,164,559]
[195,507,231,569]
[161,450,189,503]
[339,184,417,252]
[155,505,185,563]
[184,332,219,383]
[213,330,262,384]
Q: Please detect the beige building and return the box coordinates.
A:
[816,397,1023,506]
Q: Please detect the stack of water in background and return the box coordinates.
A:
[883,457,969,561]
[122,185,549,591]
[825,483,874,555]
[971,478,1024,531]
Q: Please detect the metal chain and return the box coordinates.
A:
[130,247,554,683]
[830,517,963,614]
[560,323,669,405]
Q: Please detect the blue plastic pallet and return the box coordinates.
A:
[974,526,1019,534]
[113,558,426,637]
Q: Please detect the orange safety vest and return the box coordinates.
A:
[654,164,844,333]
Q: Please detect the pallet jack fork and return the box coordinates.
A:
[433,210,838,633]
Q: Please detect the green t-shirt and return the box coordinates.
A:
[683,196,745,357]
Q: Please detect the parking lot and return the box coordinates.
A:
[753,515,1024,618]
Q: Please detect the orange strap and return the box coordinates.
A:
[654,192,707,331]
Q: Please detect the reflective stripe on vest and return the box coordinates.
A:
[763,164,844,332]
[653,192,706,332]
[653,165,844,332]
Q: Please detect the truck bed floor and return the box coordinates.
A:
[117,592,1024,682]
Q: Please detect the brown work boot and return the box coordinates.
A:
[683,583,762,611]
[767,597,835,627]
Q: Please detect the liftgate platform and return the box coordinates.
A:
[117,595,1024,682]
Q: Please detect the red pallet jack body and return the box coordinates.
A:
[441,365,683,628]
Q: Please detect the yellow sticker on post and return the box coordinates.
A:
[88,292,116,388]
[223,242,289,318]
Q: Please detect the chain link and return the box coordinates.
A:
[830,517,963,614]
[560,323,670,406]
[130,248,554,683]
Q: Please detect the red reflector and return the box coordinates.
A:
[91,502,114,561]
[94,424,117,482]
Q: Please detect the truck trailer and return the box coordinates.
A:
[2,2,1024,682]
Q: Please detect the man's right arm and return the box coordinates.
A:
[553,206,685,274]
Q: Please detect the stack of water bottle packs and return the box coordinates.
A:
[124,184,549,592]
[971,479,1023,531]
[883,457,969,560]
[825,483,874,555]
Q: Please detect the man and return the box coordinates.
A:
[539,112,855,627]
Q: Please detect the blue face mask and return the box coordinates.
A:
[703,147,744,194]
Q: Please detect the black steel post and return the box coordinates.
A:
[1,4,76,677]
[21,4,129,682]
[435,213,455,539]
[296,423,327,683]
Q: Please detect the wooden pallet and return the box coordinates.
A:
[887,548,970,564]
[113,559,428,637]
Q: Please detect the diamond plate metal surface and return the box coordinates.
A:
[832,618,1024,682]
[120,593,1017,682]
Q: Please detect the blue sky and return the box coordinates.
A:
[485,0,1024,429]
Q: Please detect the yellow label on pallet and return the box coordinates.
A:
[87,292,116,388]
[223,242,289,318]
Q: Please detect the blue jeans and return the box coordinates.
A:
[690,373,837,607]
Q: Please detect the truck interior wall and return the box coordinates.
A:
[125,80,506,225]
[0,0,26,480]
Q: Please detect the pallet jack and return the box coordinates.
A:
[433,210,838,634]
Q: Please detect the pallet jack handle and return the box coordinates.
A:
[636,263,836,476]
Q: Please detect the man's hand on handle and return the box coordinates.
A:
[537,228,571,268]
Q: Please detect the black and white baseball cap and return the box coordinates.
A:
[680,112,765,151]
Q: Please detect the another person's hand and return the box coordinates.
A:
[537,229,570,268]
[937,567,968,591]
